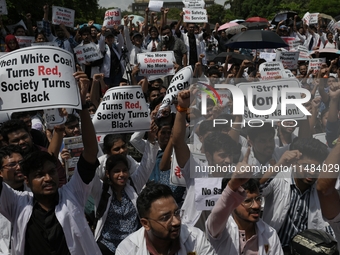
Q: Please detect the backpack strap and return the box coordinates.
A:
[92,182,111,233]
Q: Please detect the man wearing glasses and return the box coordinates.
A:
[116,183,216,255]
[206,149,283,255]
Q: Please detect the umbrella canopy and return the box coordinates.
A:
[225,30,288,49]
[226,24,247,35]
[242,21,269,30]
[271,11,300,26]
[229,19,245,24]
[213,52,252,64]
[218,22,239,31]
[245,16,268,23]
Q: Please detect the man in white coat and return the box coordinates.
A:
[0,72,102,255]
[116,183,216,255]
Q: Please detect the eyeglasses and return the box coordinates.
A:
[146,209,183,224]
[2,161,21,169]
[241,196,263,209]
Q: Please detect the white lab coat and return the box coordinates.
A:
[92,141,159,241]
[116,224,216,255]
[0,168,101,255]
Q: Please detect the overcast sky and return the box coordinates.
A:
[98,0,225,11]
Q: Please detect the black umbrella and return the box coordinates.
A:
[271,11,301,26]
[213,52,253,64]
[225,30,288,49]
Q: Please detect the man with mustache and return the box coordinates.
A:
[116,183,216,255]
[260,138,334,254]
[206,155,283,254]
[0,72,102,255]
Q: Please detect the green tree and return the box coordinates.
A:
[206,4,225,24]
[309,0,339,17]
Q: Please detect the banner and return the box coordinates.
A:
[182,0,205,8]
[0,46,81,112]
[158,65,193,113]
[52,6,75,28]
[0,0,7,14]
[137,51,175,76]
[103,9,121,28]
[259,61,284,80]
[275,51,299,70]
[74,42,103,64]
[183,8,207,23]
[15,36,35,48]
[308,58,326,73]
[43,108,67,129]
[195,178,222,211]
[296,45,310,59]
[237,78,307,120]
[148,1,163,12]
[92,86,151,134]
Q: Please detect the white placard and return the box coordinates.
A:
[32,41,59,47]
[6,20,27,34]
[288,39,302,51]
[103,9,121,28]
[182,0,205,8]
[275,51,299,70]
[259,61,284,80]
[195,178,222,211]
[313,133,327,145]
[148,1,164,12]
[15,36,35,48]
[183,8,207,23]
[308,58,326,72]
[309,13,319,25]
[0,0,8,15]
[43,108,67,129]
[137,51,175,77]
[170,149,186,187]
[282,69,296,79]
[92,86,151,134]
[259,52,276,62]
[296,45,310,59]
[64,136,84,179]
[158,65,193,113]
[237,78,307,120]
[36,21,44,32]
[52,6,75,28]
[0,46,81,112]
[74,42,103,64]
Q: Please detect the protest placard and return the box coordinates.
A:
[183,8,207,23]
[43,108,67,129]
[0,0,7,14]
[63,136,84,180]
[103,9,121,28]
[308,58,326,73]
[170,149,186,187]
[259,61,284,80]
[148,1,163,12]
[6,20,27,34]
[259,52,276,63]
[195,178,222,211]
[36,21,44,32]
[74,42,103,64]
[15,36,35,48]
[237,78,307,120]
[0,46,81,112]
[313,133,326,145]
[137,51,175,76]
[275,51,299,69]
[309,13,319,24]
[296,45,310,59]
[32,41,59,47]
[182,0,205,8]
[158,65,193,113]
[52,6,75,28]
[92,86,150,134]
[282,69,296,79]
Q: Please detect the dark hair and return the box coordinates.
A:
[207,67,222,78]
[1,120,29,143]
[34,31,47,41]
[147,87,160,99]
[103,134,126,154]
[198,120,214,137]
[0,145,22,167]
[161,25,171,32]
[65,114,79,126]
[14,25,26,34]
[203,132,239,157]
[137,182,174,218]
[79,26,91,35]
[149,25,159,34]
[20,151,57,177]
[105,154,129,173]
[149,95,165,112]
[247,123,275,141]
[290,138,328,163]
[222,178,260,193]
[90,25,99,32]
[11,111,31,120]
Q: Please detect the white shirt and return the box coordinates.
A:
[0,167,101,255]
